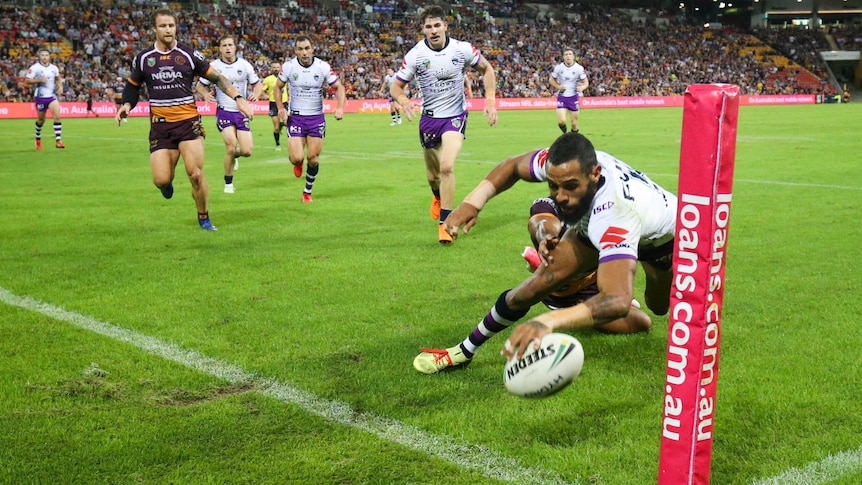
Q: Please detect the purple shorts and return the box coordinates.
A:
[287,113,325,138]
[556,94,581,112]
[35,96,57,112]
[216,108,250,133]
[149,116,206,153]
[418,111,468,149]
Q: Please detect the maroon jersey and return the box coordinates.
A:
[128,42,213,122]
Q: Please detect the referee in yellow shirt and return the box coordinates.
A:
[262,62,289,150]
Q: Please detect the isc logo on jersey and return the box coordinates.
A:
[504,333,584,398]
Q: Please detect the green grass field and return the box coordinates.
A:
[1,103,861,484]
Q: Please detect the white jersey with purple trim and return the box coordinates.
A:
[395,38,480,118]
[278,57,338,115]
[200,58,259,112]
[574,152,677,263]
[551,61,587,97]
[25,62,61,98]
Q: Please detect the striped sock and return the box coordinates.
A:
[305,163,319,193]
[460,290,529,358]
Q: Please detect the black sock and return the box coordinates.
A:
[558,123,567,134]
[439,208,451,223]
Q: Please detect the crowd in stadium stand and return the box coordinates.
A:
[2,0,857,103]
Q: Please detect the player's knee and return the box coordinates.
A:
[644,293,670,316]
[187,169,204,187]
[630,310,652,333]
[239,147,252,157]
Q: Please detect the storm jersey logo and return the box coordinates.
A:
[600,226,629,249]
[534,148,549,170]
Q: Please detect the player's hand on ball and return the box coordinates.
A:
[502,320,551,360]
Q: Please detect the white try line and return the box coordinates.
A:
[0,286,572,485]
[751,445,862,485]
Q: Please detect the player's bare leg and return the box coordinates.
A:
[288,135,306,178]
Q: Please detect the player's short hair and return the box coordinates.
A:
[153,8,178,26]
[218,34,236,46]
[562,47,575,56]
[421,5,447,24]
[295,35,313,46]
[547,132,597,174]
[37,47,50,55]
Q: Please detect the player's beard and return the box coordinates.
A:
[560,179,597,224]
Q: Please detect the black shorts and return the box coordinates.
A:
[269,101,279,118]
[638,238,675,271]
[149,115,205,153]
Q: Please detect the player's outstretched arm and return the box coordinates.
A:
[445,151,537,237]
[333,80,346,120]
[475,57,497,126]
[115,80,139,126]
[390,79,417,121]
[274,78,288,124]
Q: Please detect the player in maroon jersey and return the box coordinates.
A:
[115,9,254,231]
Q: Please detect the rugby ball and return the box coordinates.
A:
[504,333,584,397]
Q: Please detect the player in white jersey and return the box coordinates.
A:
[549,48,589,134]
[390,5,498,244]
[438,146,651,332]
[23,48,65,150]
[413,132,677,374]
[275,35,346,203]
[378,68,402,126]
[197,34,263,194]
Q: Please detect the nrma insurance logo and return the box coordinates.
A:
[152,66,184,84]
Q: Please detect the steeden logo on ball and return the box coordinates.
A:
[504,333,584,398]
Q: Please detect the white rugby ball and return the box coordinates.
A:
[504,333,584,398]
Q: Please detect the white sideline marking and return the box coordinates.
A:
[648,173,861,191]
[751,446,862,484]
[0,287,572,485]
